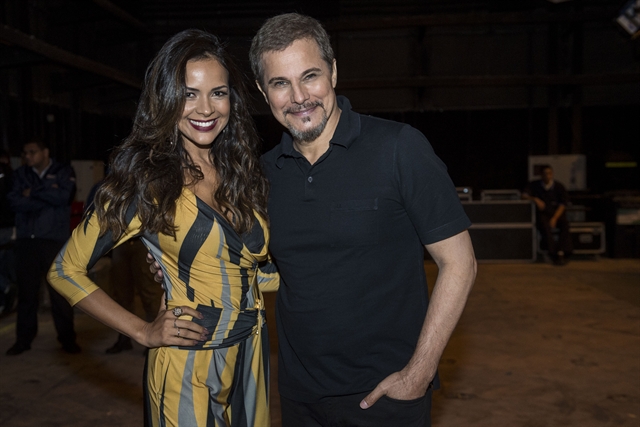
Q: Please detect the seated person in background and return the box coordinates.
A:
[522,165,572,265]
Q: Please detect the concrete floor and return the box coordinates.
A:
[0,257,638,427]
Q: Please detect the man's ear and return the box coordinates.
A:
[256,80,269,104]
[331,59,337,88]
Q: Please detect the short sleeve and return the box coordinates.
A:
[394,126,471,245]
[557,183,569,205]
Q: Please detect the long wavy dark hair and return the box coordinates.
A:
[94,29,268,238]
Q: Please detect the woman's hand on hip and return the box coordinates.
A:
[141,306,208,348]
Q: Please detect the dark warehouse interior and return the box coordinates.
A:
[0,1,638,426]
[1,1,638,193]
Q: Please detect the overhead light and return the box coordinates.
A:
[616,0,640,37]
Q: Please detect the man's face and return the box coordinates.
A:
[258,38,338,143]
[23,143,48,170]
[542,167,554,184]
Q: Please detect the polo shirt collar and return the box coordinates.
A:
[330,95,360,149]
[33,159,53,179]
[275,95,361,168]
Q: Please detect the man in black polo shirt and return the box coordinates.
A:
[250,13,477,426]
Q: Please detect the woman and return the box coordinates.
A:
[48,29,279,427]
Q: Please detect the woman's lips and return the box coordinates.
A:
[189,118,217,131]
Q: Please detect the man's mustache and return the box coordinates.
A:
[284,101,324,115]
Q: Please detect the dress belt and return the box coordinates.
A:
[177,300,265,350]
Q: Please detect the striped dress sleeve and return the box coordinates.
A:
[47,207,142,306]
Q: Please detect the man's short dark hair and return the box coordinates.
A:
[24,138,47,151]
[249,13,334,88]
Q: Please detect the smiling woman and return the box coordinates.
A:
[46,29,279,427]
[178,58,230,148]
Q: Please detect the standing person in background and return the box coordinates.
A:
[522,164,572,265]
[104,237,165,355]
[0,150,16,315]
[0,150,15,242]
[85,179,165,355]
[48,29,279,427]
[6,139,79,355]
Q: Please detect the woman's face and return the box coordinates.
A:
[178,58,231,148]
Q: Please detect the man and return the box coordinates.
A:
[522,164,572,265]
[251,13,476,426]
[6,139,79,355]
[0,150,15,315]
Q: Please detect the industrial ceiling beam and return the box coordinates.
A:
[90,0,148,33]
[325,10,611,31]
[151,8,615,37]
[0,25,141,89]
[337,73,640,89]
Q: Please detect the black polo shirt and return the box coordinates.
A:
[262,96,471,402]
[525,179,569,217]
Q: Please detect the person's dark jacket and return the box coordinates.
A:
[7,160,76,242]
[0,163,14,228]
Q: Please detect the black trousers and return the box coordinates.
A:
[14,238,76,347]
[110,239,163,322]
[537,213,572,257]
[281,389,432,427]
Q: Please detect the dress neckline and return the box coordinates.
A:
[182,187,268,257]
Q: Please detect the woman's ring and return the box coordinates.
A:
[177,327,181,337]
[172,307,183,317]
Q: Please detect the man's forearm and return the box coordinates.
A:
[552,204,566,221]
[405,231,477,388]
[359,231,477,408]
[8,194,48,212]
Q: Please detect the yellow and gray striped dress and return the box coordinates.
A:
[48,187,279,427]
